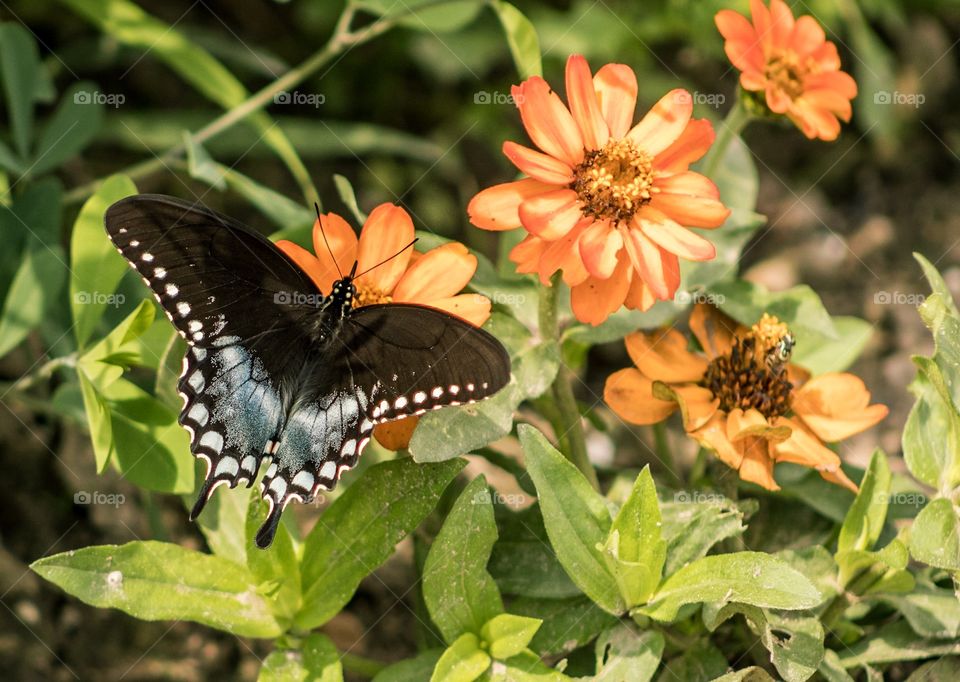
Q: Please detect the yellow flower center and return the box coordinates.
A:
[701,314,795,419]
[765,53,806,100]
[352,283,392,308]
[571,138,655,222]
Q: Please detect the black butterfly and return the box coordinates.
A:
[104,194,510,548]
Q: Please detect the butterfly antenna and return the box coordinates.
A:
[354,238,418,280]
[315,202,343,279]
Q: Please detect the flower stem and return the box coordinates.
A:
[699,95,752,180]
[538,274,600,490]
[651,422,675,481]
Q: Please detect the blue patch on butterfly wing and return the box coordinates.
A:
[179,339,284,519]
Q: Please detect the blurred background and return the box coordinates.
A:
[1,0,957,678]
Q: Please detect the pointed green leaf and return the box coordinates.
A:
[258,633,343,682]
[0,23,38,158]
[838,449,891,554]
[0,246,67,357]
[510,595,617,656]
[32,81,104,175]
[594,624,663,682]
[910,497,960,570]
[372,649,443,682]
[77,371,113,472]
[519,425,622,614]
[430,633,490,682]
[490,2,541,79]
[423,476,503,644]
[296,458,465,630]
[31,541,281,637]
[246,491,301,621]
[480,613,541,660]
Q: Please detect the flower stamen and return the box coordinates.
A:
[571,139,655,222]
[352,284,392,308]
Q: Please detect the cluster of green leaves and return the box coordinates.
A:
[0,1,957,680]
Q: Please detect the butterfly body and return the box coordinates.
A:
[105,195,510,547]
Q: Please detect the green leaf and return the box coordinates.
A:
[101,377,195,493]
[490,2,541,79]
[910,497,960,569]
[907,358,960,490]
[915,253,960,318]
[0,23,38,158]
[660,498,747,575]
[594,624,663,682]
[480,613,541,660]
[79,300,156,386]
[423,476,504,644]
[70,174,139,347]
[656,640,727,682]
[818,650,855,682]
[837,620,960,667]
[639,552,821,622]
[353,0,483,33]
[486,653,567,681]
[510,595,617,656]
[32,81,104,175]
[0,246,67,357]
[373,650,444,682]
[430,632,490,682]
[905,656,960,681]
[77,371,113,472]
[333,174,367,224]
[838,449,891,554]
[519,425,622,614]
[194,484,252,567]
[602,466,665,607]
[710,668,776,682]
[31,541,282,637]
[874,582,960,639]
[245,491,301,621]
[296,458,465,629]
[258,634,343,682]
[790,316,873,375]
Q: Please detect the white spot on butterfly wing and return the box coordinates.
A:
[431,387,443,398]
[188,320,203,333]
[214,457,239,477]
[293,471,314,490]
[154,267,167,279]
[199,431,224,453]
[165,284,179,297]
[414,391,427,404]
[129,240,140,247]
[176,302,191,317]
[269,477,287,498]
[142,253,154,262]
[319,461,337,480]
[187,402,209,427]
[394,397,408,409]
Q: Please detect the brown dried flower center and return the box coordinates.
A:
[571,139,655,222]
[701,314,795,419]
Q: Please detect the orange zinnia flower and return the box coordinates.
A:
[276,203,491,449]
[604,304,887,491]
[468,55,730,326]
[715,0,857,141]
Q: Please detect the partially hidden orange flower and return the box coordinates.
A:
[716,0,857,141]
[468,55,730,326]
[604,304,887,491]
[276,203,491,450]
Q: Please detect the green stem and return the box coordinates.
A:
[340,652,387,678]
[9,354,75,392]
[699,95,752,180]
[538,274,600,490]
[688,447,708,487]
[651,422,676,482]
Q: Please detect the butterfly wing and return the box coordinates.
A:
[254,303,511,547]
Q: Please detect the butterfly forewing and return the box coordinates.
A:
[105,194,512,549]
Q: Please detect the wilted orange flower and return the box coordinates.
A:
[604,304,887,491]
[468,55,730,326]
[276,203,490,449]
[715,0,857,141]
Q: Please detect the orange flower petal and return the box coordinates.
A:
[726,408,791,443]
[635,211,716,262]
[791,373,888,442]
[468,179,556,231]
[503,141,574,185]
[570,258,631,326]
[749,0,773,51]
[565,55,609,150]
[356,204,415,293]
[624,327,708,383]
[691,413,744,470]
[669,383,719,432]
[593,63,638,139]
[513,77,584,166]
[536,220,591,286]
[739,437,778,490]
[579,220,622,279]
[425,293,491,327]
[772,417,857,493]
[510,234,546,276]
[627,89,693,156]
[276,240,328,292]
[768,0,796,47]
[374,416,419,451]
[654,171,721,200]
[392,242,477,303]
[518,189,583,240]
[604,368,677,425]
[313,212,359,291]
[790,15,825,56]
[715,9,765,76]
[624,273,656,312]
[689,303,738,359]
[621,226,672,300]
[654,119,716,173]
